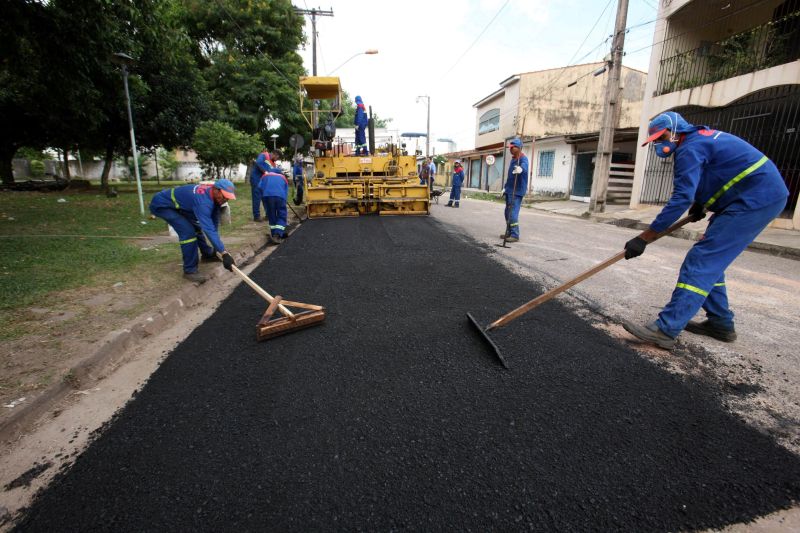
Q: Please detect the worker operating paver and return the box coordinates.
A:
[622,112,789,349]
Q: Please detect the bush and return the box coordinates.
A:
[29,159,46,177]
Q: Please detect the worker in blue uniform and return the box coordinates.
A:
[149,180,238,283]
[354,95,368,156]
[259,167,290,244]
[502,138,529,242]
[292,156,304,205]
[623,111,789,349]
[250,148,276,221]
[446,161,464,207]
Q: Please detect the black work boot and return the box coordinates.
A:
[685,320,737,342]
[622,320,676,349]
[446,201,453,207]
[454,202,460,208]
[183,272,207,284]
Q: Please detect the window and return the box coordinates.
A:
[478,108,500,135]
[537,150,555,177]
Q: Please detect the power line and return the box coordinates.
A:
[438,0,511,80]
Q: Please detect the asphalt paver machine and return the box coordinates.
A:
[298,76,430,218]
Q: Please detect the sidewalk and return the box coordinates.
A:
[526,199,800,259]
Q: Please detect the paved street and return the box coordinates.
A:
[16,213,800,531]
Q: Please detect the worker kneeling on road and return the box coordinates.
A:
[149,180,238,283]
[622,111,789,350]
[502,138,529,242]
[259,164,289,244]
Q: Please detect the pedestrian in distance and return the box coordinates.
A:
[446,161,464,207]
[258,151,290,244]
[623,111,789,349]
[149,179,238,283]
[250,147,277,221]
[502,138,529,242]
[354,95,369,156]
[292,155,305,206]
[427,158,437,191]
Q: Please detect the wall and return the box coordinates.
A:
[473,81,519,149]
[530,138,573,197]
[517,64,646,138]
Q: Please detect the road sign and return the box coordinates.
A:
[486,155,495,165]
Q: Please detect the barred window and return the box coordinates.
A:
[479,108,500,135]
[537,151,555,177]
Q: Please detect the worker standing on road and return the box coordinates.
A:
[292,155,304,206]
[259,155,290,244]
[502,139,529,242]
[354,95,368,156]
[149,180,237,283]
[623,111,789,349]
[446,161,464,207]
[249,148,276,221]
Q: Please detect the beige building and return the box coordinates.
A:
[457,63,646,201]
[630,0,800,229]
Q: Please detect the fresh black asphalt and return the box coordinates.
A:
[16,216,800,531]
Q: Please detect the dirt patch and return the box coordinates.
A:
[4,463,51,491]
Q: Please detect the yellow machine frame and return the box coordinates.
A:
[298,76,430,218]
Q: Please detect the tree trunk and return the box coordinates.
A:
[154,149,160,185]
[62,147,71,182]
[0,144,16,185]
[100,145,114,193]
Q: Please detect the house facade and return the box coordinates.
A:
[630,0,800,229]
[453,63,646,201]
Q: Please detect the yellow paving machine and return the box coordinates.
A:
[298,76,430,218]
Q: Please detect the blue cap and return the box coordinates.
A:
[214,179,236,200]
[508,138,522,148]
[355,95,363,104]
[642,111,694,146]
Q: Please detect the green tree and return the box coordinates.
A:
[192,120,261,179]
[179,0,307,146]
[157,148,180,180]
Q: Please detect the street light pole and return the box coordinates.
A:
[417,95,431,157]
[114,53,145,217]
[327,49,379,75]
[270,133,279,151]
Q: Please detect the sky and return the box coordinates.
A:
[296,0,659,153]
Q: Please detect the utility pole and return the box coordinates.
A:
[589,0,629,213]
[294,7,334,76]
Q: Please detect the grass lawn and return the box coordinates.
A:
[0,181,261,339]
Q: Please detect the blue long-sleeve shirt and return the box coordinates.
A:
[259,172,289,200]
[504,154,529,197]
[150,184,226,252]
[354,105,368,129]
[452,169,464,188]
[649,129,789,233]
[250,152,275,182]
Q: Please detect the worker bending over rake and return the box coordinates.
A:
[623,112,789,349]
[149,180,238,283]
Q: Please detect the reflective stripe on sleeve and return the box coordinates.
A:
[704,155,768,208]
[170,188,181,209]
[676,282,709,297]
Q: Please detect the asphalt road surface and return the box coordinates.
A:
[16,216,800,531]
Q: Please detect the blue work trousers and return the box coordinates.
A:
[504,195,523,238]
[263,196,288,237]
[355,128,367,155]
[250,175,263,220]
[449,186,462,202]
[656,198,786,338]
[150,206,214,274]
[293,177,304,204]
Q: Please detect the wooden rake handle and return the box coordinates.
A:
[218,253,295,319]
[486,215,696,331]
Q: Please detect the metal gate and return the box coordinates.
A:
[639,84,800,218]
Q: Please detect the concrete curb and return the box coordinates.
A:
[0,231,277,446]
[523,204,800,261]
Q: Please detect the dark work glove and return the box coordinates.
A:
[222,252,235,272]
[624,237,647,260]
[688,202,706,222]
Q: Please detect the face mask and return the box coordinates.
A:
[653,140,678,158]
